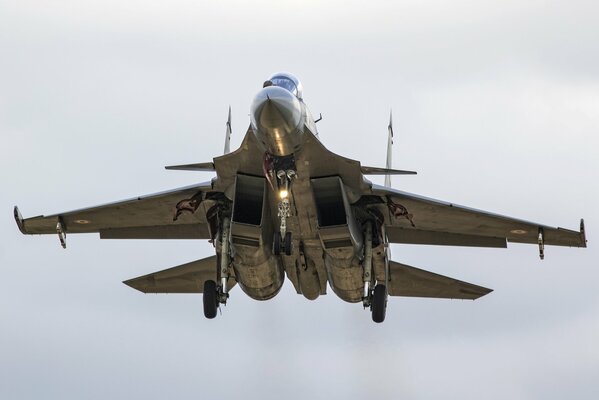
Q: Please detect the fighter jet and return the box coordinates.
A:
[14,72,587,323]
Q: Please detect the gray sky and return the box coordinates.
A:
[1,1,598,399]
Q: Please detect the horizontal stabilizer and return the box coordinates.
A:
[124,256,236,294]
[361,166,416,175]
[165,162,215,171]
[388,261,492,300]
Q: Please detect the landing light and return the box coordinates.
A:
[279,189,289,199]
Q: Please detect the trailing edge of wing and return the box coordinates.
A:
[361,166,417,175]
[388,261,492,300]
[124,256,236,294]
[386,227,507,248]
[165,162,216,171]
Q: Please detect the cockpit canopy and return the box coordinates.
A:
[268,72,303,100]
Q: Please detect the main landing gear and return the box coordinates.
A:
[203,214,232,319]
[371,284,387,323]
[203,280,218,319]
[203,279,229,319]
[362,221,388,323]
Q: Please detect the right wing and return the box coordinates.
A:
[14,182,217,240]
[388,261,492,300]
[373,184,586,248]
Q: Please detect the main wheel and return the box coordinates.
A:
[273,232,281,255]
[284,232,293,256]
[371,284,387,323]
[203,280,218,319]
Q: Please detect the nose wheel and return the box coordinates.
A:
[273,231,292,256]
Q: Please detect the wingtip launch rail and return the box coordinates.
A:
[385,109,394,187]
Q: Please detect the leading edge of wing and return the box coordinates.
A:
[372,183,587,248]
[164,162,216,171]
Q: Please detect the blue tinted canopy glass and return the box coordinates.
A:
[271,77,298,96]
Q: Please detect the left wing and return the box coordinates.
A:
[14,182,216,240]
[372,184,586,248]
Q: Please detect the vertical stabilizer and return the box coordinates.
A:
[224,106,232,154]
[385,110,393,187]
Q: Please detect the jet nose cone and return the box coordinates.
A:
[251,86,302,152]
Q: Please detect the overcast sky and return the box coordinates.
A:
[1,1,598,399]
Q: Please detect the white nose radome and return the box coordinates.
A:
[250,86,303,156]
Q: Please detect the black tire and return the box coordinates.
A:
[371,284,387,323]
[273,232,281,256]
[203,280,218,319]
[284,232,292,256]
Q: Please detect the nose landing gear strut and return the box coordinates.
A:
[273,169,295,256]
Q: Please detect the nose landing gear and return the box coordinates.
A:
[273,169,296,256]
[273,230,293,256]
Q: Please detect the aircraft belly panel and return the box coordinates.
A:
[277,154,328,299]
[324,253,364,303]
[233,256,284,300]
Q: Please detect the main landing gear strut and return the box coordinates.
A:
[362,221,388,323]
[203,215,232,319]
